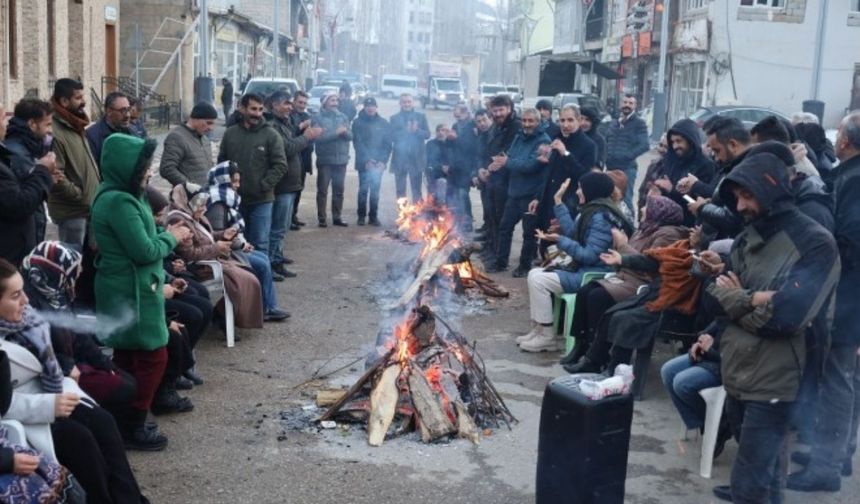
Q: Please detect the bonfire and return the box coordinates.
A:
[317,197,516,446]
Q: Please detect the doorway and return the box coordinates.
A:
[105,24,117,92]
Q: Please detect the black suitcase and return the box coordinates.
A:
[536,375,634,504]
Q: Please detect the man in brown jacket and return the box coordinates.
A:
[49,78,100,247]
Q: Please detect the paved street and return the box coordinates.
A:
[129,98,860,504]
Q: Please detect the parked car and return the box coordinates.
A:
[471,83,506,109]
[307,85,339,114]
[689,105,790,129]
[502,85,523,103]
[352,83,369,102]
[551,93,608,121]
[243,77,301,100]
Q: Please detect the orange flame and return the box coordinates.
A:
[395,197,459,258]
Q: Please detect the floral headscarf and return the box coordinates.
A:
[20,241,83,311]
[639,195,684,237]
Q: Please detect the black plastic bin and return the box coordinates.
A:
[536,375,634,504]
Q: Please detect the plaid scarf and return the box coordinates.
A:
[206,162,245,233]
[21,241,83,310]
[0,305,65,393]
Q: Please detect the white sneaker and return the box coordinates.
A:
[520,326,559,353]
[516,324,542,345]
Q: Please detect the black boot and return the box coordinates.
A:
[559,340,589,365]
[122,409,168,451]
[151,381,194,415]
[563,356,601,374]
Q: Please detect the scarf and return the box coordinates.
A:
[574,197,635,244]
[643,239,702,315]
[206,162,245,233]
[169,185,214,243]
[51,98,91,135]
[638,195,684,237]
[21,241,83,310]
[0,305,65,393]
[5,117,50,159]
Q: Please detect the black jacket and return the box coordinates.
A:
[271,115,310,194]
[604,112,649,171]
[0,142,53,265]
[832,154,860,345]
[426,138,451,180]
[339,100,357,123]
[657,119,716,225]
[222,81,234,105]
[290,110,314,174]
[485,114,521,188]
[537,129,597,220]
[85,117,129,168]
[389,109,430,170]
[793,173,834,233]
[352,110,392,171]
[448,119,479,188]
[586,129,607,169]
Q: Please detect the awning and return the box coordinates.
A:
[546,53,622,80]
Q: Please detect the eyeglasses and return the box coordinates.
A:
[109,107,131,115]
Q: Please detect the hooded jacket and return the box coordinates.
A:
[91,134,177,351]
[351,109,392,171]
[48,110,101,221]
[657,119,717,225]
[312,106,352,166]
[831,153,860,346]
[707,152,840,401]
[217,119,288,205]
[504,128,551,199]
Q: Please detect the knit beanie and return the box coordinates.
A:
[578,172,615,203]
[190,102,218,119]
[605,169,628,195]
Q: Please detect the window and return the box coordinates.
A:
[408,31,414,42]
[7,0,16,79]
[682,0,707,14]
[670,61,707,121]
[740,0,785,7]
[409,12,414,23]
[852,0,860,12]
[407,49,412,62]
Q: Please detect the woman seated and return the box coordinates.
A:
[0,349,86,504]
[0,257,148,503]
[561,195,687,366]
[518,172,633,353]
[605,169,635,224]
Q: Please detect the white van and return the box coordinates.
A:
[380,74,418,99]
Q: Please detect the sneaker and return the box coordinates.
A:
[511,266,530,278]
[124,427,168,452]
[515,324,542,345]
[264,308,291,322]
[333,219,348,227]
[519,326,558,353]
[369,217,381,227]
[294,218,307,227]
[151,389,194,415]
[357,216,366,226]
[183,369,204,386]
[272,272,286,282]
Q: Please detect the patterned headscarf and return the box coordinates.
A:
[21,241,83,311]
[206,161,245,233]
[639,195,684,237]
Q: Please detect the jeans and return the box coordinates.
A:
[809,344,860,474]
[496,195,533,269]
[394,166,423,202]
[269,191,297,266]
[316,163,346,222]
[358,169,383,219]
[660,355,722,430]
[246,249,278,310]
[623,166,638,210]
[726,395,792,504]
[240,201,274,255]
[56,217,88,248]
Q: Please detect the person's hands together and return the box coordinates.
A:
[535,229,559,243]
[689,333,714,362]
[163,284,176,299]
[527,199,539,215]
[54,392,80,417]
[715,271,743,289]
[13,453,40,475]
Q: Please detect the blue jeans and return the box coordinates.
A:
[269,192,297,266]
[245,250,278,311]
[623,166,637,210]
[660,355,722,430]
[809,344,860,473]
[240,202,274,255]
[357,169,383,219]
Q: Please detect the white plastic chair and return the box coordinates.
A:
[198,260,236,348]
[698,385,727,478]
[1,419,58,462]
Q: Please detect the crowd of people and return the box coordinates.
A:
[0,70,859,504]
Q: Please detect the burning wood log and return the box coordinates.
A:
[454,401,481,445]
[408,367,456,441]
[368,365,402,446]
[394,240,458,308]
[318,349,393,422]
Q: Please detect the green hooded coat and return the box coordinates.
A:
[91,134,177,350]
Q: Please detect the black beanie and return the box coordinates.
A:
[190,102,218,120]
[536,99,553,111]
[580,107,601,125]
[578,172,615,203]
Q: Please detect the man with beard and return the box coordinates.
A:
[702,152,839,503]
[352,97,391,226]
[217,93,288,253]
[650,118,716,226]
[480,95,521,270]
[446,104,479,231]
[604,94,649,207]
[579,106,606,170]
[389,94,430,202]
[49,78,101,247]
[472,109,493,239]
[159,102,217,187]
[86,91,132,169]
[313,91,352,227]
[0,100,59,265]
[290,90,314,229]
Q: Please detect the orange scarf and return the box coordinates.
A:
[51,99,90,135]
[643,239,702,315]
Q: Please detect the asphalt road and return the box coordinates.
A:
[128,98,860,504]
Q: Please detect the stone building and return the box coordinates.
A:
[0,0,120,112]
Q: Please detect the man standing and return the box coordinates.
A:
[390,93,430,202]
[787,111,860,493]
[604,94,649,208]
[535,99,560,139]
[128,97,147,138]
[312,92,352,227]
[486,108,550,274]
[338,83,357,122]
[217,93,288,253]
[446,104,479,231]
[290,90,314,229]
[49,78,100,247]
[704,152,840,503]
[579,107,606,170]
[159,102,217,187]
[479,95,520,270]
[86,91,132,168]
[352,97,391,226]
[267,91,321,276]
[0,101,58,265]
[472,109,493,237]
[221,77,234,120]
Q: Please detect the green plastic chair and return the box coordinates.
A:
[552,271,612,355]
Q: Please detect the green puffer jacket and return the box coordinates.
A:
[217,120,288,205]
[91,134,177,351]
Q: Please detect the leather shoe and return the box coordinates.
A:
[124,426,168,452]
[787,467,841,492]
[151,389,194,415]
[712,485,732,502]
[791,451,852,476]
[294,218,306,226]
[272,272,285,282]
[264,308,291,322]
[318,221,328,228]
[484,263,507,273]
[175,376,194,390]
[562,356,600,374]
[282,257,295,265]
[333,219,348,227]
[559,343,587,365]
[183,369,204,385]
[511,266,530,278]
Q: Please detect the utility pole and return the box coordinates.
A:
[810,0,828,100]
[273,0,280,78]
[651,0,670,141]
[199,0,209,77]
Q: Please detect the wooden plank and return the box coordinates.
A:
[367,365,402,447]
[408,369,456,441]
[315,389,347,408]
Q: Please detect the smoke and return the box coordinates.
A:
[36,307,136,341]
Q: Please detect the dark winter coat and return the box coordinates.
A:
[604,112,649,171]
[221,81,234,106]
[504,129,551,199]
[537,129,597,220]
[655,119,717,225]
[792,173,834,233]
[217,120,288,205]
[312,108,352,166]
[538,119,560,139]
[290,110,314,174]
[485,114,521,188]
[0,142,53,265]
[85,117,130,169]
[707,153,840,401]
[425,138,451,180]
[448,119,479,188]
[338,100,357,123]
[351,110,392,171]
[831,153,860,346]
[270,115,310,194]
[389,110,430,173]
[586,129,607,169]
